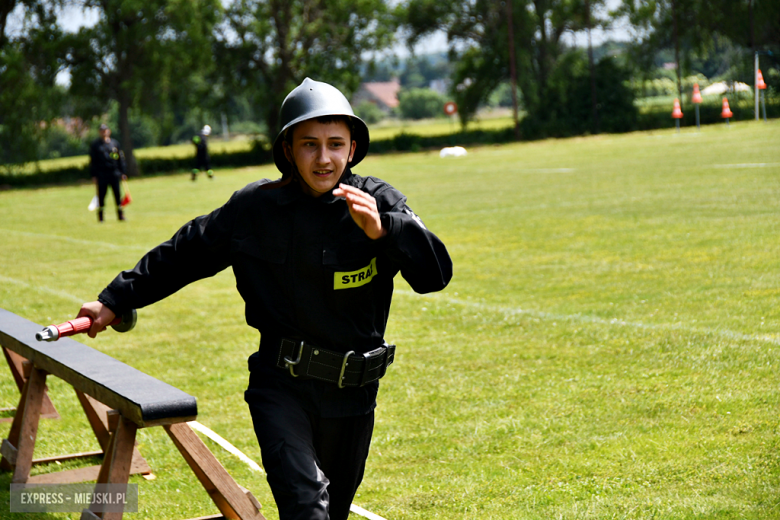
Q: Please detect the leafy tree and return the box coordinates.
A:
[402,0,612,135]
[398,87,446,119]
[66,0,222,175]
[520,52,637,137]
[398,53,452,88]
[0,0,66,168]
[614,0,780,103]
[353,101,386,125]
[214,0,397,137]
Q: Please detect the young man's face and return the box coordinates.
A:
[284,119,356,198]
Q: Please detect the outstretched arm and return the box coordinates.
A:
[77,301,116,338]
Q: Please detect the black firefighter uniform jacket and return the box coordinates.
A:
[97,170,453,416]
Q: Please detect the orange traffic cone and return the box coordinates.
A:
[757,69,768,122]
[671,98,683,119]
[691,83,702,104]
[691,84,702,130]
[757,69,767,90]
[721,97,733,121]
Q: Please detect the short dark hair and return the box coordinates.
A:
[284,115,354,145]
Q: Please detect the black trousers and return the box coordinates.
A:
[245,386,374,520]
[195,151,210,170]
[97,175,121,209]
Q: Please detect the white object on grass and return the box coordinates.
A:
[88,195,99,211]
[439,146,467,158]
[350,504,388,520]
[188,421,264,474]
[187,421,389,519]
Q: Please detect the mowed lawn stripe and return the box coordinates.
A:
[0,121,779,518]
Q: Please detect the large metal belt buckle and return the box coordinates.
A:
[359,347,386,387]
[283,341,305,378]
[338,350,356,389]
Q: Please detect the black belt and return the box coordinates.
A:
[273,338,395,388]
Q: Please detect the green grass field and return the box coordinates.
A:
[1,120,779,519]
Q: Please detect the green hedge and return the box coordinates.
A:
[0,141,273,188]
[2,104,777,189]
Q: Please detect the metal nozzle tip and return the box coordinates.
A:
[35,326,58,342]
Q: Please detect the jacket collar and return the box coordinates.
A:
[276,169,355,206]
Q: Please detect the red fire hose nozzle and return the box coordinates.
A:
[35,309,137,342]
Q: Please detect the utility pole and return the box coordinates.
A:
[671,0,683,111]
[585,0,599,134]
[507,0,520,140]
[751,0,758,120]
[755,52,759,121]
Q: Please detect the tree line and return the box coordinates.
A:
[2,0,778,174]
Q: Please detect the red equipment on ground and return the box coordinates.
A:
[121,179,133,207]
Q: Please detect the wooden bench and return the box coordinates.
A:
[0,307,265,520]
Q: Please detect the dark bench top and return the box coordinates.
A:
[0,308,197,427]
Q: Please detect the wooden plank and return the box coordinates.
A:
[0,308,197,427]
[166,424,236,518]
[27,453,151,484]
[76,390,112,449]
[165,423,266,520]
[1,368,30,471]
[76,391,152,475]
[12,366,47,483]
[88,416,137,520]
[28,465,102,484]
[1,439,17,465]
[0,349,39,423]
[2,349,54,418]
[238,486,262,511]
[32,450,103,465]
[80,509,101,520]
[2,347,26,391]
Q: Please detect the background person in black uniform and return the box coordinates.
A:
[89,123,127,222]
[191,124,214,181]
[75,78,452,520]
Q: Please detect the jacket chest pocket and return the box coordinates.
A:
[231,235,287,265]
[323,239,379,291]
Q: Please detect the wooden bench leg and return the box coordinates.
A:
[1,347,59,421]
[86,413,137,520]
[3,366,48,483]
[76,390,151,476]
[164,423,265,520]
[0,367,30,472]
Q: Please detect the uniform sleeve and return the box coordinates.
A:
[97,192,239,314]
[377,189,452,294]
